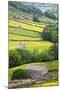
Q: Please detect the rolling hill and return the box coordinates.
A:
[8,1,58,88]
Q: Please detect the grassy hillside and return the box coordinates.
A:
[8,18,53,51]
[8,1,58,88]
[9,27,41,37]
[9,19,45,32]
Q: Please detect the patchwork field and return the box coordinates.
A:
[9,26,41,37]
[9,19,53,54]
[9,18,58,86]
[9,19,45,32]
[9,19,53,51]
[8,2,58,88]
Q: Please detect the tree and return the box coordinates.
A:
[49,44,58,59]
[9,49,22,68]
[42,24,58,43]
[33,15,40,22]
[9,49,32,68]
[44,10,57,20]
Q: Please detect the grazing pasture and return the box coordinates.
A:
[8,18,58,87]
[8,1,58,88]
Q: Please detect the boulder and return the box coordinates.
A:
[26,64,48,78]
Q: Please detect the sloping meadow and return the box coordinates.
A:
[8,1,58,88]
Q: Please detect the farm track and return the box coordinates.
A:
[9,32,41,38]
[9,18,46,28]
[9,25,42,33]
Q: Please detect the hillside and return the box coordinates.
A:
[8,1,58,88]
[8,1,58,23]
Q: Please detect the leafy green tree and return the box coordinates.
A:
[9,49,32,68]
[33,15,40,22]
[44,10,57,20]
[49,44,58,59]
[42,24,58,43]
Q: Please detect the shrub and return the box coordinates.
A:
[49,43,58,59]
[38,52,54,61]
[33,15,40,22]
[9,49,32,68]
[11,69,29,80]
[9,49,22,68]
[16,49,32,63]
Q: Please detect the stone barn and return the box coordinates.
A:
[26,64,48,79]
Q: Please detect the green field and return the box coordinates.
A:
[9,34,42,40]
[9,26,41,37]
[9,19,53,52]
[8,18,58,87]
[9,40,53,52]
[8,2,58,88]
[9,19,44,32]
